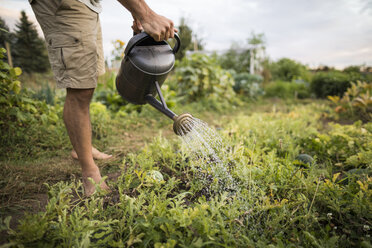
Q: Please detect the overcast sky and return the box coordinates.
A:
[1,0,372,68]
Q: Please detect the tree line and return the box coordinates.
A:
[1,11,50,73]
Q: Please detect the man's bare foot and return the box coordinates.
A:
[82,166,110,196]
[71,147,112,160]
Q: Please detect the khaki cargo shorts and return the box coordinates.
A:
[30,0,105,88]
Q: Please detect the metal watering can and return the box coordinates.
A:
[116,32,193,135]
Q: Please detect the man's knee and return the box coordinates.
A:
[65,88,95,107]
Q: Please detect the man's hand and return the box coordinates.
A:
[118,0,178,41]
[140,13,177,41]
[131,16,143,34]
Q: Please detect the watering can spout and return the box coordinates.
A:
[144,82,194,136]
[144,94,177,120]
[172,113,194,136]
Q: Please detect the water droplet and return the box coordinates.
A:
[176,117,239,197]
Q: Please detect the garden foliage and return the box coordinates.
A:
[328,81,372,122]
[0,48,114,159]
[310,70,371,99]
[264,80,310,99]
[0,48,66,158]
[311,71,351,98]
[232,72,264,99]
[269,58,310,82]
[2,103,371,247]
[172,53,236,104]
[174,17,203,61]
[94,72,130,113]
[217,44,251,74]
[1,43,372,247]
[301,120,372,171]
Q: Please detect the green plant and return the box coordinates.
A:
[0,48,67,158]
[173,53,236,104]
[232,72,264,98]
[90,102,111,139]
[270,58,311,82]
[217,32,265,75]
[301,121,372,170]
[94,71,128,112]
[264,80,310,99]
[32,81,55,105]
[174,17,204,61]
[311,71,352,98]
[328,81,372,122]
[217,43,251,74]
[2,103,371,247]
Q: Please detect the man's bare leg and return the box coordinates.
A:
[63,88,109,196]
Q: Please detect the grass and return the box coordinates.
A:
[0,100,280,228]
[0,100,235,227]
[1,99,371,247]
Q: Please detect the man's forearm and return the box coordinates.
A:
[117,0,175,41]
[117,0,154,22]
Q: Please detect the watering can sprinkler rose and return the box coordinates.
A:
[116,32,193,135]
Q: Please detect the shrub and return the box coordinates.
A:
[328,81,372,122]
[310,71,352,98]
[264,80,310,99]
[232,72,264,98]
[173,53,236,103]
[0,48,67,158]
[217,45,250,74]
[270,58,310,82]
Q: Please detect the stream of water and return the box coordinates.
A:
[176,116,239,197]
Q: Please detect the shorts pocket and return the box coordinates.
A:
[46,31,83,80]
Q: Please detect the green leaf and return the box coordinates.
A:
[12,80,21,94]
[303,231,321,248]
[0,96,8,104]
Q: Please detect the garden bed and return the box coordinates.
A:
[1,101,371,247]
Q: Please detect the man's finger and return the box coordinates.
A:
[136,19,143,31]
[164,28,170,41]
[169,28,174,39]
[154,32,161,42]
[159,28,166,41]
[169,22,174,38]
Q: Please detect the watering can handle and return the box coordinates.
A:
[125,32,181,56]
